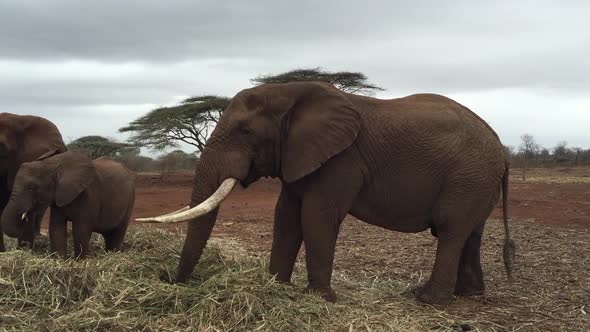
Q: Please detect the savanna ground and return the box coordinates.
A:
[1,167,589,331]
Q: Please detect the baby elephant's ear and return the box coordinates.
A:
[55,152,96,207]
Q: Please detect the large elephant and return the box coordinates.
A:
[139,82,515,305]
[1,151,136,258]
[0,113,66,251]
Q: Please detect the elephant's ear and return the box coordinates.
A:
[55,152,96,207]
[281,82,360,182]
[36,149,60,161]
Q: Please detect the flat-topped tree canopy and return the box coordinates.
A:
[67,136,137,159]
[119,96,231,153]
[251,67,385,96]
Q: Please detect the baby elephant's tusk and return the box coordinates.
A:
[21,212,28,221]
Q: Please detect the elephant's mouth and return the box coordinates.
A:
[240,162,261,188]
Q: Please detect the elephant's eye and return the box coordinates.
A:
[239,126,252,135]
[26,184,37,191]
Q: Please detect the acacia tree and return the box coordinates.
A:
[251,67,385,95]
[67,136,137,159]
[119,96,231,153]
[120,69,380,154]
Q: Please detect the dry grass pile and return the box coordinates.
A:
[0,228,467,331]
[1,219,589,331]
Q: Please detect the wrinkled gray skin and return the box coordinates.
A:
[1,151,135,258]
[0,113,66,251]
[173,82,514,305]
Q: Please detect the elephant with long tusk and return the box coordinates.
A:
[138,81,515,305]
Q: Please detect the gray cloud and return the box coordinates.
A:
[0,0,589,150]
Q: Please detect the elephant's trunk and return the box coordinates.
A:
[174,148,245,283]
[1,200,25,238]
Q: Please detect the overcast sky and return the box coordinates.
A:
[1,0,589,155]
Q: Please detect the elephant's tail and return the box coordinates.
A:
[502,162,516,280]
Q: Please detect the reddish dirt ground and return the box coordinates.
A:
[130,172,590,229]
[40,170,590,236]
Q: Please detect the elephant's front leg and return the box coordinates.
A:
[0,208,5,252]
[71,219,93,259]
[301,196,344,302]
[17,211,40,249]
[0,232,4,252]
[269,187,302,283]
[49,208,68,257]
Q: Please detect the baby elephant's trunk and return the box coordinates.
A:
[0,200,25,238]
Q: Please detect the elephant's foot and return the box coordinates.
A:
[455,268,485,296]
[454,278,485,296]
[416,281,455,305]
[276,278,293,285]
[304,285,337,303]
[17,240,34,249]
[269,268,294,285]
[454,286,484,297]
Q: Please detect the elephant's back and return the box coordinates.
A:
[94,158,135,189]
[0,113,65,145]
[349,93,506,180]
[94,158,135,224]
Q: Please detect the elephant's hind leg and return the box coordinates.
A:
[416,230,470,305]
[455,222,485,296]
[417,185,497,305]
[104,221,129,252]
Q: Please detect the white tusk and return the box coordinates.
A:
[21,212,28,221]
[159,205,190,217]
[136,178,238,223]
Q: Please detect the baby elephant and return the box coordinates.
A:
[0,151,135,258]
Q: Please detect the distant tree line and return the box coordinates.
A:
[505,134,590,166]
[67,136,198,173]
[505,134,590,180]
